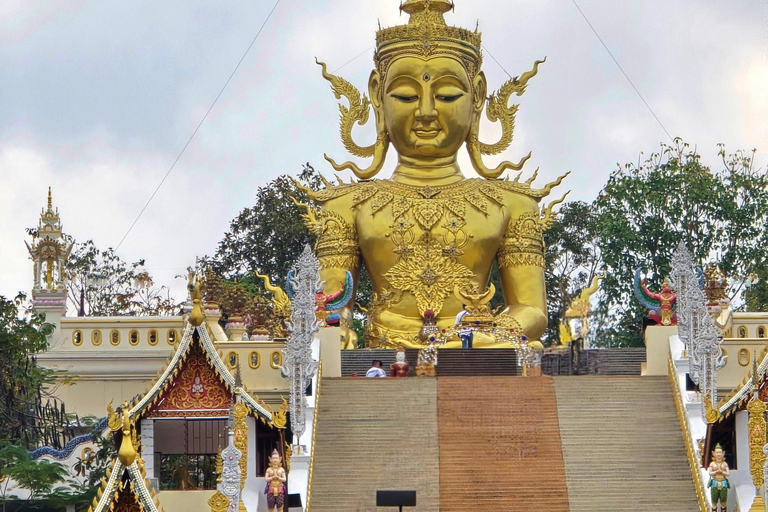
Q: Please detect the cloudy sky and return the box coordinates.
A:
[1,0,766,303]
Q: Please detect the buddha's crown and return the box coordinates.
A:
[375,0,482,78]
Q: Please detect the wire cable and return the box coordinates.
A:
[115,0,283,251]
[570,0,674,143]
[332,46,375,74]
[483,45,513,80]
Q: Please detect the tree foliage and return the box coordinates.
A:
[543,201,603,345]
[66,241,181,316]
[212,164,322,286]
[593,141,768,344]
[0,294,78,449]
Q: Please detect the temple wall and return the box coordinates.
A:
[644,325,678,376]
[156,490,215,512]
[718,339,768,391]
[51,378,150,417]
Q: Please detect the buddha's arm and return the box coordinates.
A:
[314,196,361,349]
[496,195,548,341]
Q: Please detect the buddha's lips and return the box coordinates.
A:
[413,128,440,138]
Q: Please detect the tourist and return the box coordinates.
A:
[455,306,474,349]
[365,360,386,378]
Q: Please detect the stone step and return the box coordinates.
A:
[437,376,570,512]
[554,376,698,511]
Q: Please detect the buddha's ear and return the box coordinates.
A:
[473,71,488,111]
[369,70,383,110]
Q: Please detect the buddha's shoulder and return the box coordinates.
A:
[477,174,569,202]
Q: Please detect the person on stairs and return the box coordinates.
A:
[366,360,387,378]
[708,443,730,512]
[455,306,474,349]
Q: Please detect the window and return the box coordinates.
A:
[148,330,158,346]
[110,330,120,346]
[739,326,747,338]
[738,349,750,367]
[227,352,239,369]
[92,330,102,346]
[249,352,260,369]
[129,330,139,346]
[155,419,225,491]
[168,329,177,345]
[759,326,766,339]
[72,330,83,346]
[270,351,282,369]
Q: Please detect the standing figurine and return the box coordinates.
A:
[390,346,410,377]
[264,449,287,512]
[708,443,730,512]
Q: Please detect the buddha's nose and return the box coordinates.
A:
[416,96,438,123]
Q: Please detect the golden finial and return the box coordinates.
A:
[189,277,204,327]
[47,187,52,210]
[117,406,137,466]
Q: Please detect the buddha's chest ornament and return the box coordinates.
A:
[351,179,504,316]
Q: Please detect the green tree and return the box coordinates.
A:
[0,294,77,449]
[594,140,768,344]
[66,242,180,316]
[212,164,323,286]
[543,201,603,345]
[0,445,72,512]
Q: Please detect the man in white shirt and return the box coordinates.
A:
[365,360,387,378]
[455,307,474,349]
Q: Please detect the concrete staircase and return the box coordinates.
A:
[554,376,698,512]
[309,379,440,512]
[437,376,570,512]
[594,348,647,375]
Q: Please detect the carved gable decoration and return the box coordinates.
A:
[147,342,233,418]
[113,483,143,512]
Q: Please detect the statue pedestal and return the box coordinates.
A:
[288,453,310,510]
[748,494,764,512]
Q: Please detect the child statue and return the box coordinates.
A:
[707,443,730,512]
[264,448,287,512]
[390,346,410,377]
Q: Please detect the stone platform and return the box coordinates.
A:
[340,348,520,377]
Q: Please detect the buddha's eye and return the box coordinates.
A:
[436,94,463,103]
[391,94,418,103]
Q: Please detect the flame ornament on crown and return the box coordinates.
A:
[317,0,546,180]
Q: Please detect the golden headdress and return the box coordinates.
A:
[375,0,482,83]
[318,0,546,180]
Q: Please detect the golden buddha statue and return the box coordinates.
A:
[294,0,566,349]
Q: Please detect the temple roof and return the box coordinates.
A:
[127,323,272,423]
[90,457,161,512]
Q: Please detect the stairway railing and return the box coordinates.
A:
[305,360,322,512]
[668,353,709,512]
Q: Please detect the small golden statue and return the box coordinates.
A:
[294,0,566,349]
[707,443,730,512]
[264,448,287,512]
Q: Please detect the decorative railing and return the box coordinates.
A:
[305,360,322,512]
[29,416,108,460]
[668,355,708,512]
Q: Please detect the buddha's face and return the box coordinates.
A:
[270,454,281,468]
[371,56,482,161]
[714,448,724,462]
